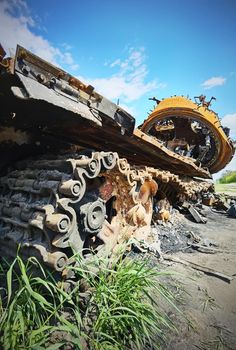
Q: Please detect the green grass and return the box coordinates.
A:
[0,256,84,349]
[214,182,236,194]
[0,252,178,350]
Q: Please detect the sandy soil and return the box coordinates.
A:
[162,208,236,350]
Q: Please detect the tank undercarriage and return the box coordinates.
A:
[0,150,213,271]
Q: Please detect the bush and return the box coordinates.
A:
[219,170,236,184]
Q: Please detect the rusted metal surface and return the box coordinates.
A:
[0,45,211,178]
[0,44,234,272]
[0,150,212,270]
[13,45,135,133]
[0,44,6,62]
[0,44,13,73]
[14,72,103,126]
[55,124,211,178]
[0,152,154,269]
[141,96,235,173]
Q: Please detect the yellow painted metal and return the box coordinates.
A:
[141,96,235,174]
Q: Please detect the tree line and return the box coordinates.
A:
[219,170,236,184]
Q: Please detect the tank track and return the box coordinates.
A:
[0,151,212,272]
[145,166,213,202]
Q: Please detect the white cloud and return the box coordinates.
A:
[201,76,226,90]
[89,75,157,102]
[0,1,164,106]
[0,0,79,70]
[110,59,121,68]
[80,48,165,103]
[61,42,73,51]
[63,52,79,70]
[221,113,236,139]
[69,63,80,71]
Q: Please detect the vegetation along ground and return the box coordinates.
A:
[0,200,236,350]
[0,250,179,350]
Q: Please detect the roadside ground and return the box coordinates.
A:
[161,207,236,350]
[214,182,236,196]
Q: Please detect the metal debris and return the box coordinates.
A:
[227,202,236,218]
[0,44,235,274]
[188,205,207,224]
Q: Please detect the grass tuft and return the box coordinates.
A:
[69,253,176,349]
[0,252,179,350]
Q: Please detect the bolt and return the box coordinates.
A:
[73,184,80,194]
[56,257,66,269]
[59,218,69,231]
[90,160,96,171]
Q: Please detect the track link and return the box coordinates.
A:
[0,151,213,271]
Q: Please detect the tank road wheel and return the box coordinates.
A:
[0,152,121,271]
[0,150,214,273]
[80,199,106,235]
[0,151,157,271]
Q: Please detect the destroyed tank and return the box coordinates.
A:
[0,45,234,272]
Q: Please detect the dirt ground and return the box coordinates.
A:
[161,207,236,350]
[1,201,235,349]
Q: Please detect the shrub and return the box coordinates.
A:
[219,170,236,184]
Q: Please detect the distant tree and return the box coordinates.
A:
[219,170,236,184]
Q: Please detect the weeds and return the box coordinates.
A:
[0,252,179,350]
[0,256,84,350]
[70,254,177,349]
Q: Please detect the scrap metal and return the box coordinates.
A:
[0,44,235,272]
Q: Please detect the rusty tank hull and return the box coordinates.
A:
[140,96,235,173]
[0,45,234,272]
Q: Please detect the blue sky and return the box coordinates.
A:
[0,0,236,178]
